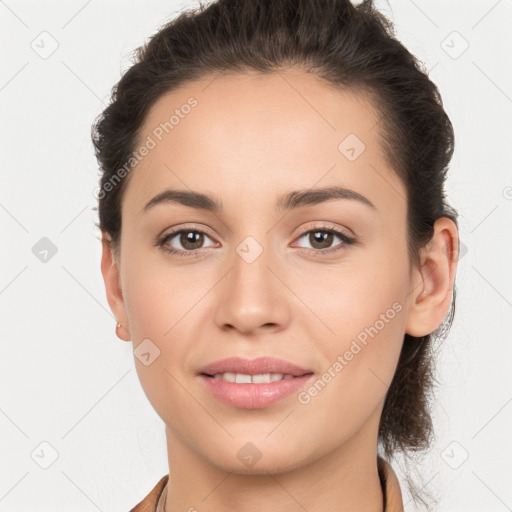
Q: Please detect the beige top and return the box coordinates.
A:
[130,456,404,512]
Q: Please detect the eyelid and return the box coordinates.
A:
[158,222,216,238]
[293,221,355,240]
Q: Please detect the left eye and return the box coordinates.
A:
[293,228,356,252]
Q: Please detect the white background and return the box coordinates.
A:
[0,0,511,510]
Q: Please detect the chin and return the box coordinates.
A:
[203,439,311,476]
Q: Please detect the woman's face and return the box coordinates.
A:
[105,69,426,473]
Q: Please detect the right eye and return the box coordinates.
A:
[157,228,218,257]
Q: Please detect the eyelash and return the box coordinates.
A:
[156,223,358,258]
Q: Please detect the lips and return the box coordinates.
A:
[197,356,313,377]
[196,356,315,409]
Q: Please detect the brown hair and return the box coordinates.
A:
[91,0,458,506]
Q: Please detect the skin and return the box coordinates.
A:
[101,68,459,512]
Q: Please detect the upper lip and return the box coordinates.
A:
[198,356,313,377]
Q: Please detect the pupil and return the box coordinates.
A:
[312,231,332,249]
[181,231,202,249]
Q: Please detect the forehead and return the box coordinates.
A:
[123,68,405,219]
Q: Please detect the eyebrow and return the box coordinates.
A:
[142,185,376,214]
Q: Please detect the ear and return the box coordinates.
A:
[405,217,459,337]
[100,233,131,341]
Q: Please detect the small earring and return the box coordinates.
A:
[116,321,131,341]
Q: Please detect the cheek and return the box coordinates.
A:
[119,245,204,383]
[296,243,408,407]
[119,251,195,424]
[119,243,194,340]
[296,281,406,443]
[302,242,408,344]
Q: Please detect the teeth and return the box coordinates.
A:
[211,372,295,383]
[236,373,252,383]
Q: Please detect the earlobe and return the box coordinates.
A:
[405,217,459,337]
[100,233,131,341]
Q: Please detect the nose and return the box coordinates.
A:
[213,241,290,336]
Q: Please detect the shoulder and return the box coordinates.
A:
[129,474,169,512]
[378,456,404,512]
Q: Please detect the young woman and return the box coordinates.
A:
[91,0,460,510]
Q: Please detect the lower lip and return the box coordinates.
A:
[198,373,314,409]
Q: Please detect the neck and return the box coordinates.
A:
[162,422,395,512]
